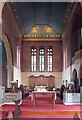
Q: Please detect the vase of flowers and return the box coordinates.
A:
[11,80,17,89]
[68,81,74,88]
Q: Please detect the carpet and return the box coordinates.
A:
[1,95,81,119]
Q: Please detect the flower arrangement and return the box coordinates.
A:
[11,80,17,88]
[67,81,74,88]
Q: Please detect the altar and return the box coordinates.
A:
[32,91,56,108]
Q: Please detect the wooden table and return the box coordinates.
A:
[32,91,56,108]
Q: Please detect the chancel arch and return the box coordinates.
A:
[2,34,13,87]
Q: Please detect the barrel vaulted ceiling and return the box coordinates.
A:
[12,2,68,35]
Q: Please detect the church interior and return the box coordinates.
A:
[0,1,82,119]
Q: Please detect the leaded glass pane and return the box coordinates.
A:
[39,48,44,72]
[31,48,36,72]
[47,48,52,72]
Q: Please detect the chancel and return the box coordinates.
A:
[0,1,82,119]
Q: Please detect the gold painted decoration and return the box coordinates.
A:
[31,25,40,33]
[44,25,53,33]
[23,24,61,41]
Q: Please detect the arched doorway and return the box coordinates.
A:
[72,69,79,92]
[2,34,13,87]
[72,69,77,81]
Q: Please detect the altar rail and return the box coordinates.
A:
[29,75,55,89]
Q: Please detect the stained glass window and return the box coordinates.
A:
[47,48,52,72]
[31,46,53,72]
[31,48,36,72]
[39,48,44,72]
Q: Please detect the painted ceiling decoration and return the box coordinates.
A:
[31,25,40,33]
[31,25,53,33]
[23,34,61,41]
[10,2,76,41]
[11,2,69,35]
[23,24,61,41]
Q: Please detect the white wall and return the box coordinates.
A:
[62,58,82,85]
[62,66,72,83]
[13,66,21,87]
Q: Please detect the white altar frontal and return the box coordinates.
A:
[63,92,80,105]
[4,91,22,104]
[0,86,22,105]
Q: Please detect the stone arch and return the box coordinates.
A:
[2,34,13,87]
[2,34,12,65]
[0,1,7,24]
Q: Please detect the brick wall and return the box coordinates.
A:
[21,41,63,72]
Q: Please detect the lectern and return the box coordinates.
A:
[13,99,21,118]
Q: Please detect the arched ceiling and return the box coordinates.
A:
[12,2,68,35]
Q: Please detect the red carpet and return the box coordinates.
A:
[1,95,81,119]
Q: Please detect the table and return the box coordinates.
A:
[32,91,56,108]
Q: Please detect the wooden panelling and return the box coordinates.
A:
[29,75,35,88]
[29,75,55,88]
